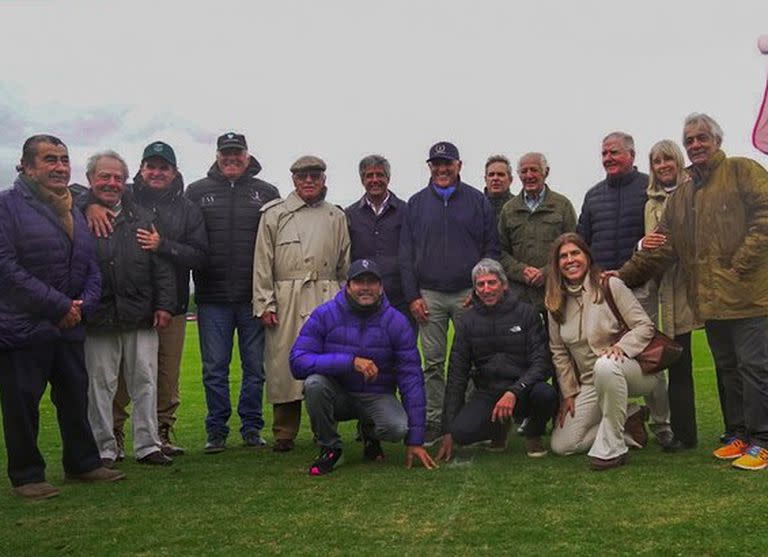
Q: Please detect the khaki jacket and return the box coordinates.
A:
[621,151,768,321]
[498,186,577,310]
[253,192,350,403]
[548,277,655,399]
[644,178,702,337]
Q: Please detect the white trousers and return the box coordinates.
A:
[85,329,161,460]
[551,356,665,460]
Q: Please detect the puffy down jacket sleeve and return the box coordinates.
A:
[290,308,356,379]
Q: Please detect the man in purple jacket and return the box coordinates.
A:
[290,259,436,476]
[0,135,125,500]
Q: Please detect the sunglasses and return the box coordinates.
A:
[294,170,323,181]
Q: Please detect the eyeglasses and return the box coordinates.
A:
[294,170,323,181]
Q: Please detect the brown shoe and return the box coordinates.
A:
[137,450,173,466]
[590,452,629,471]
[525,436,548,458]
[158,424,185,456]
[101,458,115,469]
[13,482,60,500]
[114,428,125,462]
[624,406,650,448]
[66,466,126,482]
[272,439,295,453]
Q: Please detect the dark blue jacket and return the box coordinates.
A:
[290,290,426,445]
[345,192,407,311]
[399,180,500,301]
[577,169,648,270]
[0,177,101,349]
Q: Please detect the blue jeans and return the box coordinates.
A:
[197,303,265,439]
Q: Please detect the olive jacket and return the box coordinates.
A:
[620,150,768,321]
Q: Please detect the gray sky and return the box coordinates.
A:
[1,0,767,209]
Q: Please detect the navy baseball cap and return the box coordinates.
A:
[142,141,177,167]
[217,132,248,151]
[427,141,460,162]
[347,259,382,281]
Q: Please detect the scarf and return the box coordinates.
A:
[24,176,74,239]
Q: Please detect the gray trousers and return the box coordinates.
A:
[303,375,408,450]
[419,288,471,428]
[85,329,162,460]
[705,317,768,446]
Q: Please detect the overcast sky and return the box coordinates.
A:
[1,1,767,209]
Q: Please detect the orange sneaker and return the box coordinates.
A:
[712,438,748,460]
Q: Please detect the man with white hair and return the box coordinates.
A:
[620,113,768,471]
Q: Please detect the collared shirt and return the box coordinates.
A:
[524,187,546,212]
[364,192,391,217]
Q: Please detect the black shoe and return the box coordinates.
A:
[363,438,384,462]
[662,439,697,453]
[204,436,227,454]
[138,450,173,466]
[243,431,268,448]
[309,447,343,476]
[655,430,675,449]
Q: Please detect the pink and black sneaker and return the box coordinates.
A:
[309,447,344,476]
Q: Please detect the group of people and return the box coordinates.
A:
[2,110,768,499]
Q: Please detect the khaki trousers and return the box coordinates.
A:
[273,400,302,441]
[114,315,186,430]
[551,356,664,460]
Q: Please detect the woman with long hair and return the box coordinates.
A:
[545,233,665,470]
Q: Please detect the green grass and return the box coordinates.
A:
[0,328,762,556]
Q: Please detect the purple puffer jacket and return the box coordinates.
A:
[0,177,101,349]
[290,290,426,445]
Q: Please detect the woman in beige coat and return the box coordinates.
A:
[546,233,664,470]
[641,140,702,450]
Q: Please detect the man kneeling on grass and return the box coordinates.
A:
[290,259,436,475]
[436,259,558,461]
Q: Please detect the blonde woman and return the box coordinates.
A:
[641,140,702,450]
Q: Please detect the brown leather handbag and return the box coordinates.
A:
[601,277,683,374]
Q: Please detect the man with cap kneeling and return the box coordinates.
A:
[290,259,437,475]
[253,155,350,452]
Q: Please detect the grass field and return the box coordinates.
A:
[0,327,763,556]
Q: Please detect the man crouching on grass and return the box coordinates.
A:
[290,259,436,475]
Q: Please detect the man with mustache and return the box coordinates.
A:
[253,156,350,452]
[0,135,125,500]
[186,133,280,453]
[399,141,500,445]
[81,150,177,467]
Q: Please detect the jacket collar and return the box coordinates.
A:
[688,150,726,189]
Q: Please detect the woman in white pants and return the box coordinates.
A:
[545,233,664,470]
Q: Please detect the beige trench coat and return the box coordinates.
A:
[253,192,350,404]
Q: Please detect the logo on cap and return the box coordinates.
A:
[153,144,163,152]
[227,133,234,139]
[435,144,447,154]
[362,260,370,268]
